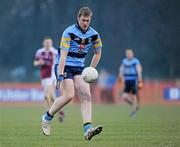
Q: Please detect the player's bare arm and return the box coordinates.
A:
[59,49,68,75]
[136,64,143,89]
[118,64,124,82]
[136,64,142,82]
[55,49,68,88]
[90,48,102,68]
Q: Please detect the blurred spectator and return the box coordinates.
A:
[97,69,116,103]
[10,66,27,81]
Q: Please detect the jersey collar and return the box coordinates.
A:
[75,22,90,34]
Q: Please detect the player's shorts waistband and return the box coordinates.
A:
[54,64,84,79]
[67,52,87,58]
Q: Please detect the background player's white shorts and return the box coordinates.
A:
[41,77,55,89]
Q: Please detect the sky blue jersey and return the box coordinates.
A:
[55,23,103,67]
[121,58,141,81]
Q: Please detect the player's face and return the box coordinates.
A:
[43,39,53,50]
[126,50,134,59]
[78,15,91,32]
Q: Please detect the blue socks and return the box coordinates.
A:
[84,122,93,133]
[42,111,54,121]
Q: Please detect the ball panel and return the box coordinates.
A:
[82,67,98,83]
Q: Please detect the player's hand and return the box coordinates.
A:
[56,74,64,89]
[138,81,143,90]
[118,76,123,83]
[38,59,45,65]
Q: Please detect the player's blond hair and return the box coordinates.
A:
[77,7,93,18]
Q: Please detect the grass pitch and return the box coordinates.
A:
[0,103,180,147]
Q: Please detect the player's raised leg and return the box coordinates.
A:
[49,79,74,115]
[122,93,133,106]
[74,75,103,140]
[41,79,74,136]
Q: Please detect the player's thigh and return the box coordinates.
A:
[61,78,75,98]
[123,81,131,93]
[131,81,137,95]
[74,75,91,98]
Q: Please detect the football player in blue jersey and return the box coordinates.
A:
[41,7,103,140]
[119,49,143,118]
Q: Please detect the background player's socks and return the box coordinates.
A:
[84,122,93,134]
[42,111,54,121]
[136,106,139,111]
[130,111,137,118]
[58,111,65,122]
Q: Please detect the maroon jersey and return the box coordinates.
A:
[35,48,57,79]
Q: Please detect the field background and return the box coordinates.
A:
[0,103,180,147]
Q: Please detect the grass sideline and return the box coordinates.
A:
[0,103,180,147]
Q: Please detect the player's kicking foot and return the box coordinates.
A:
[41,119,51,136]
[41,112,54,136]
[84,125,103,140]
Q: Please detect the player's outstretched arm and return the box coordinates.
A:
[90,48,102,68]
[118,64,124,83]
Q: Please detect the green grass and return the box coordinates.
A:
[0,103,180,147]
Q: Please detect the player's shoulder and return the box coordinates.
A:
[122,58,127,63]
[61,24,78,38]
[88,26,99,35]
[63,24,76,33]
[36,48,45,53]
[51,47,58,54]
[133,57,140,63]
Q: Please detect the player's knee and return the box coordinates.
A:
[44,89,51,97]
[122,93,128,99]
[132,95,137,101]
[50,97,55,102]
[64,92,74,101]
[44,93,51,99]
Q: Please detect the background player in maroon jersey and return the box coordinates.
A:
[33,37,57,110]
[33,37,64,122]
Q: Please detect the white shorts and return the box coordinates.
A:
[41,77,55,89]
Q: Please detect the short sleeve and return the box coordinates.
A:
[60,31,71,51]
[93,34,103,53]
[121,59,126,65]
[35,50,40,61]
[135,58,140,65]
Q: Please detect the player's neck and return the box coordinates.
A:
[75,22,89,34]
[44,47,51,51]
[127,57,134,60]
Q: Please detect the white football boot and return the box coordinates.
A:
[84,125,103,140]
[41,117,51,136]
